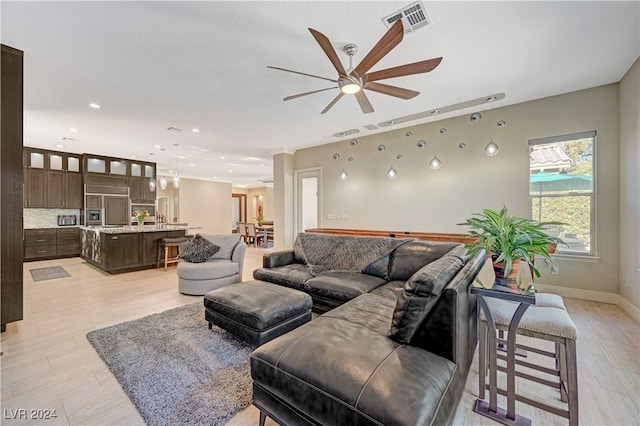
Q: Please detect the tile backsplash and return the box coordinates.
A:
[24,208,80,228]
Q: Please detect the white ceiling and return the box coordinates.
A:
[2,1,638,187]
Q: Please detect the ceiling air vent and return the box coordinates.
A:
[382,1,431,33]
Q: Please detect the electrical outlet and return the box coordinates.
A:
[551,265,559,275]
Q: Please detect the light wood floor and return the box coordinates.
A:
[1,251,638,425]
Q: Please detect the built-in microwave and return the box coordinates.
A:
[86,209,101,225]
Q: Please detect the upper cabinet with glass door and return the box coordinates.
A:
[23,148,46,169]
[47,152,82,173]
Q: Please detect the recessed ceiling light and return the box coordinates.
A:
[88,103,101,109]
[228,169,233,173]
[154,144,162,148]
[55,144,64,148]
[177,155,186,159]
[213,176,217,179]
[191,128,200,133]
[220,156,225,160]
[260,164,265,167]
[190,163,195,167]
[130,155,137,159]
[69,128,79,133]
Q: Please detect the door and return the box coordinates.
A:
[104,196,129,225]
[296,168,321,234]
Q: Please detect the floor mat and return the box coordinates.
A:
[29,266,71,282]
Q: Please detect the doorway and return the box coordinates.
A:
[295,168,321,234]
[232,193,247,232]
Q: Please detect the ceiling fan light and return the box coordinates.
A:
[340,82,362,95]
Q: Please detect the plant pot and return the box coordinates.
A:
[493,258,520,288]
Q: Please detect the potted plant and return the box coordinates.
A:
[458,206,564,288]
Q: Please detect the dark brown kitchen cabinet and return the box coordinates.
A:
[24,228,56,260]
[2,44,24,331]
[104,233,141,271]
[104,196,129,225]
[47,170,82,208]
[24,227,81,261]
[23,148,83,209]
[24,168,46,207]
[85,194,102,209]
[56,227,81,256]
[130,161,156,204]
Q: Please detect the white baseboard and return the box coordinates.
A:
[618,296,640,322]
[534,283,640,322]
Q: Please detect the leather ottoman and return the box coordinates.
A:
[204,280,312,346]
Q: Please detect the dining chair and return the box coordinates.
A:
[238,222,248,244]
[246,223,264,247]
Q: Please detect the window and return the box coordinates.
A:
[529,131,595,256]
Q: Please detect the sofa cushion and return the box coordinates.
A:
[179,234,220,263]
[390,246,466,344]
[177,259,238,280]
[306,272,387,303]
[253,264,312,291]
[362,253,391,279]
[294,233,409,276]
[199,233,240,260]
[388,241,461,281]
[251,293,457,426]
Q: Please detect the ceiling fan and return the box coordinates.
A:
[267,20,442,114]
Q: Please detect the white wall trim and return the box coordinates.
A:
[535,283,640,322]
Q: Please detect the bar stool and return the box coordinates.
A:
[156,236,190,271]
[479,294,578,425]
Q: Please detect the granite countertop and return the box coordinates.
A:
[79,225,201,234]
[25,225,80,229]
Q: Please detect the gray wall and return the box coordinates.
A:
[294,84,621,296]
[619,58,640,309]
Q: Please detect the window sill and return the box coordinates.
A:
[551,253,600,263]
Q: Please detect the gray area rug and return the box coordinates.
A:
[87,302,256,426]
[29,266,71,281]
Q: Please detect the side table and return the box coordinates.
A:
[471,284,536,426]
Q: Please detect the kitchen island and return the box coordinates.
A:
[80,225,198,274]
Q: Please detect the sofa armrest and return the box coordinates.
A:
[232,242,248,281]
[263,250,295,268]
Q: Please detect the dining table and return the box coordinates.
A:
[256,225,274,248]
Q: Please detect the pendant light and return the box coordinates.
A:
[159,176,168,190]
[148,178,156,192]
[172,144,180,189]
[484,139,499,156]
[429,156,442,170]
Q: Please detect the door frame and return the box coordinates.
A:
[294,167,322,236]
[232,193,247,231]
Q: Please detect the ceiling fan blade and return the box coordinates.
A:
[321,92,344,114]
[353,20,404,77]
[267,66,338,83]
[283,87,337,101]
[365,57,443,82]
[308,28,347,77]
[364,82,419,99]
[354,91,374,114]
